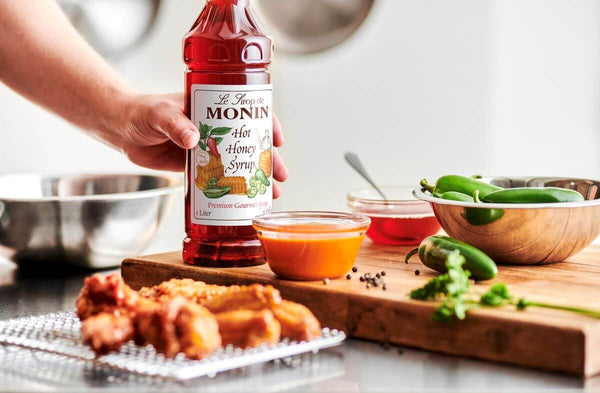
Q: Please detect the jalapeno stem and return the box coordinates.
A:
[405,248,419,264]
[420,179,435,193]
[473,189,481,203]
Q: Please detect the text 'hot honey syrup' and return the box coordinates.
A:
[183,0,273,267]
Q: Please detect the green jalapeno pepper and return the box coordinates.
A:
[247,187,258,198]
[206,177,219,189]
[434,191,504,225]
[203,186,231,199]
[255,169,270,186]
[481,187,584,203]
[434,190,504,226]
[405,235,498,281]
[438,191,474,202]
[460,189,505,226]
[421,175,501,198]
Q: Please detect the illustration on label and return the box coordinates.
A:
[191,84,273,226]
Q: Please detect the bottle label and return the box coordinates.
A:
[190,84,273,226]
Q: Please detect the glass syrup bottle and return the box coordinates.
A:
[183,0,273,267]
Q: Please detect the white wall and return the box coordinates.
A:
[488,0,600,178]
[1,0,599,254]
[271,0,495,210]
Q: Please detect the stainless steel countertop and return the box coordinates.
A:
[0,261,595,392]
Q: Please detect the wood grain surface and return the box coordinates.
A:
[122,241,600,376]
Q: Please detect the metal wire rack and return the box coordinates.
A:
[0,312,346,381]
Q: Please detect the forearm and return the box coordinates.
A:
[0,0,286,178]
[0,0,132,150]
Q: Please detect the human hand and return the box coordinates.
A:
[120,93,288,198]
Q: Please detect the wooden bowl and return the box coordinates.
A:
[413,177,600,265]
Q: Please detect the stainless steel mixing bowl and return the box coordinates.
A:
[0,173,182,269]
[414,177,600,265]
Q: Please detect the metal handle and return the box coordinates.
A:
[344,152,387,200]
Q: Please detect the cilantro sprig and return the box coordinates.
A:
[411,251,600,323]
[410,250,472,323]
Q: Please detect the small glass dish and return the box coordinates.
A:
[347,186,441,246]
[252,211,370,281]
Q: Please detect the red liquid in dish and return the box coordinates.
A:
[365,215,441,245]
[183,0,273,267]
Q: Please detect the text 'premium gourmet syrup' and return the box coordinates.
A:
[183,0,273,267]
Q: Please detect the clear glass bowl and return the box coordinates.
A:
[253,211,370,280]
[347,186,441,246]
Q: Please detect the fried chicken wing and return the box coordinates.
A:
[272,300,322,342]
[139,280,321,342]
[77,275,323,359]
[76,274,139,320]
[135,297,221,359]
[215,309,281,349]
[139,278,235,304]
[77,274,221,359]
[81,313,134,355]
[201,284,282,313]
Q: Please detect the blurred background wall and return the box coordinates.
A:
[1,0,599,253]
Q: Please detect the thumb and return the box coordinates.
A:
[151,108,199,149]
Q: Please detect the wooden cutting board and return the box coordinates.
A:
[122,241,600,377]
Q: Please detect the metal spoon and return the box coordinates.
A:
[344,152,388,200]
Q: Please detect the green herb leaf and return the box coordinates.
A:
[214,137,224,145]
[453,300,469,320]
[199,140,207,151]
[432,303,454,323]
[199,121,212,139]
[410,275,448,300]
[489,283,512,299]
[411,245,600,322]
[480,283,513,307]
[480,292,505,307]
[410,250,473,323]
[516,298,530,310]
[444,250,470,298]
[209,127,233,136]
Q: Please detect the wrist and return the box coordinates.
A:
[95,88,138,152]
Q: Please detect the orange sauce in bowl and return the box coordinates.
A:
[258,233,365,280]
[253,214,370,281]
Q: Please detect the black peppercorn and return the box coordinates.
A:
[352,267,358,273]
[346,274,351,280]
[414,270,420,276]
[381,271,386,276]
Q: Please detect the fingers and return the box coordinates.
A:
[273,114,284,147]
[272,114,286,199]
[125,142,185,172]
[273,182,282,199]
[272,148,288,182]
[155,144,186,172]
[164,92,185,105]
[150,102,198,150]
